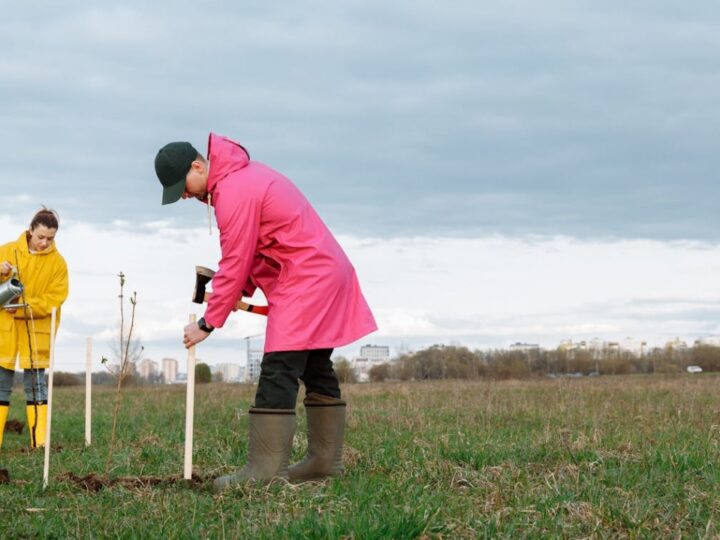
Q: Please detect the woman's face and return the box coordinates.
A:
[28,225,57,252]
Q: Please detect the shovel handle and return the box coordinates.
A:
[236,300,269,316]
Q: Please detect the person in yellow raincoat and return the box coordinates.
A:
[0,208,68,449]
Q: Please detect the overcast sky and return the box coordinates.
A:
[2,2,720,371]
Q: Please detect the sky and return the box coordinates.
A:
[2,2,720,372]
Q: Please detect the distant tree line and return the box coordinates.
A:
[359,343,720,382]
[47,345,720,387]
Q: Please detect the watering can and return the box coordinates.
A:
[0,270,24,308]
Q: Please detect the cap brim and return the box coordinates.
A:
[161,178,186,205]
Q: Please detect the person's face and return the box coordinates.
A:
[182,160,209,201]
[28,225,57,252]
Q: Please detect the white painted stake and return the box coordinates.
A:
[43,307,57,489]
[85,337,92,446]
[184,314,197,480]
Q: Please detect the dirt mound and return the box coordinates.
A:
[58,471,205,492]
[4,420,24,434]
[0,469,9,484]
[20,444,63,454]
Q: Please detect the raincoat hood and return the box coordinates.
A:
[206,133,250,196]
[17,231,58,256]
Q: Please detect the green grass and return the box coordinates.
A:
[1,375,720,538]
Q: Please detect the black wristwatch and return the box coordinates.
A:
[198,317,214,333]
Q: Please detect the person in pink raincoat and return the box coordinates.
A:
[154,133,376,490]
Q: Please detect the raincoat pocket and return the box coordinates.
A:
[33,330,51,359]
[0,315,13,332]
[0,315,16,361]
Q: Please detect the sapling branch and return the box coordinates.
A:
[105,273,139,475]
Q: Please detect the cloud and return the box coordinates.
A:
[2,2,720,239]
[373,308,438,336]
[4,2,720,371]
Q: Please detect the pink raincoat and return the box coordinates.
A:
[203,133,377,352]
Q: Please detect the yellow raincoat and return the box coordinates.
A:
[0,232,68,370]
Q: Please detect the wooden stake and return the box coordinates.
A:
[184,314,197,480]
[43,307,57,489]
[85,337,92,446]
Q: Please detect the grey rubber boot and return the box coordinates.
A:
[213,408,296,491]
[288,392,346,482]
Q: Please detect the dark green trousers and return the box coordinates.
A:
[254,348,341,409]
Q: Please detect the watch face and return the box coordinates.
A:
[199,318,213,332]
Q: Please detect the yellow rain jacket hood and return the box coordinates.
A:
[0,231,68,370]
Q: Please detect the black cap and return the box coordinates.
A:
[154,141,199,205]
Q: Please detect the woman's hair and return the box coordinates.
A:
[30,207,60,231]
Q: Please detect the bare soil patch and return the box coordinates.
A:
[58,471,206,492]
[4,419,24,434]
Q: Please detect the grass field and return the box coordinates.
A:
[1,375,719,538]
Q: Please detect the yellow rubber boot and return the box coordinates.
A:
[0,403,8,448]
[26,401,47,448]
